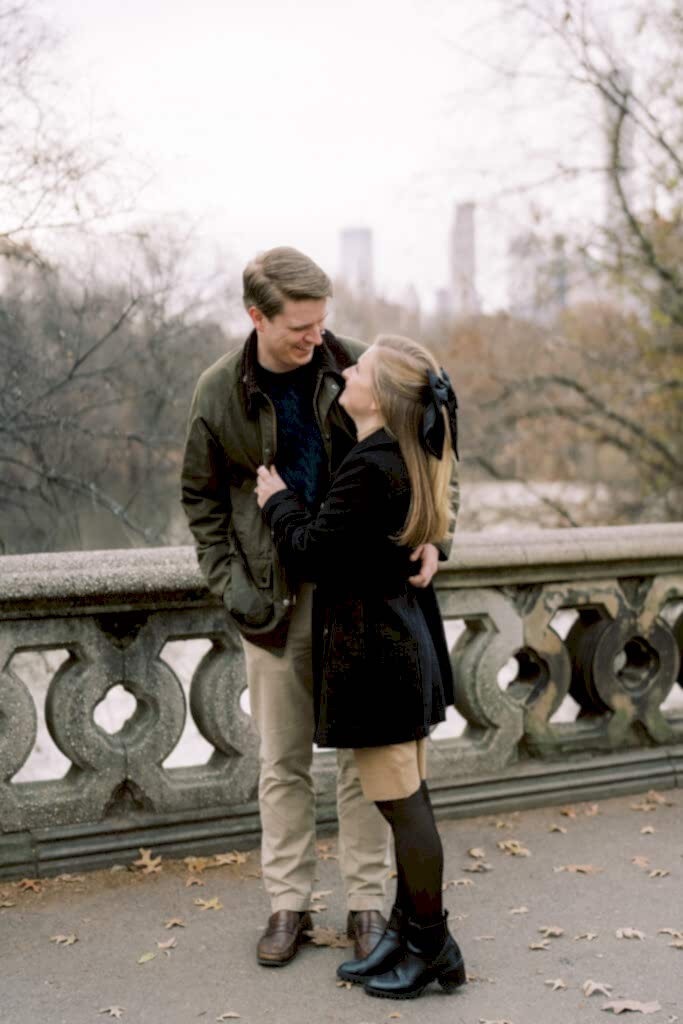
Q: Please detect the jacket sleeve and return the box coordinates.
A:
[262,452,376,580]
[181,395,234,598]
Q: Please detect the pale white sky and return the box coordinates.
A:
[39,0,634,312]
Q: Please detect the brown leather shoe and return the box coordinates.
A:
[346,909,387,960]
[257,910,313,967]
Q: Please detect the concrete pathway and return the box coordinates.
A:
[2,791,682,1024]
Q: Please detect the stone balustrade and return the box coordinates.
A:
[1,524,682,879]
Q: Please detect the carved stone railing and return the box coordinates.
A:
[1,525,682,878]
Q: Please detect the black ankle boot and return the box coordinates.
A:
[337,907,404,984]
[363,912,466,1000]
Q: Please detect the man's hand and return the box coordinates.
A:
[408,542,439,588]
[255,465,288,509]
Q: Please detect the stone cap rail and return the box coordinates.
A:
[1,523,682,618]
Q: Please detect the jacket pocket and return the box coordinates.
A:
[224,558,273,628]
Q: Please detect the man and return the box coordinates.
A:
[181,247,444,967]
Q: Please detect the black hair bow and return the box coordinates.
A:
[419,368,459,461]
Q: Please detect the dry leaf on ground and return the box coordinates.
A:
[157,937,176,950]
[17,879,42,893]
[616,928,645,940]
[479,1018,514,1024]
[137,952,156,964]
[99,1009,124,1019]
[545,978,567,990]
[631,801,657,812]
[213,851,248,866]
[50,934,78,946]
[474,934,496,941]
[554,864,603,874]
[669,939,683,949]
[304,926,352,949]
[585,804,600,816]
[631,856,650,868]
[132,849,161,875]
[164,917,186,929]
[602,1000,661,1014]
[185,877,205,888]
[464,862,493,873]
[443,878,474,889]
[658,929,683,939]
[529,940,550,950]
[574,931,599,941]
[494,819,514,829]
[0,900,16,908]
[194,897,223,911]
[560,806,578,818]
[583,980,613,997]
[645,790,667,804]
[388,1014,402,1020]
[497,839,530,857]
[336,980,352,990]
[216,1014,241,1021]
[649,869,670,878]
[509,906,529,915]
[548,824,568,833]
[640,826,655,835]
[184,856,209,873]
[469,847,486,859]
[539,926,564,938]
[56,874,86,883]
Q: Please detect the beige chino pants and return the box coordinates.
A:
[243,583,391,913]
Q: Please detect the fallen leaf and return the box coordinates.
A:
[468,847,486,859]
[464,861,493,873]
[467,971,495,982]
[311,890,333,901]
[529,940,550,950]
[509,906,529,915]
[194,897,223,911]
[132,849,162,875]
[474,934,496,941]
[336,980,352,989]
[658,928,683,939]
[50,934,78,946]
[494,819,514,829]
[585,804,600,816]
[545,978,567,991]
[304,926,352,949]
[0,900,16,908]
[670,939,683,949]
[631,801,657,812]
[443,878,474,889]
[560,806,578,818]
[216,1014,241,1021]
[242,869,262,879]
[99,1009,125,1020]
[645,789,666,804]
[185,877,205,888]
[17,879,42,893]
[388,1015,402,1020]
[137,952,156,964]
[554,864,603,874]
[157,937,177,950]
[56,874,86,883]
[640,826,655,835]
[601,1000,661,1015]
[164,917,186,929]
[497,839,530,857]
[648,868,669,878]
[184,856,209,874]
[538,925,564,938]
[583,980,613,997]
[574,931,599,941]
[479,1019,514,1024]
[631,856,650,868]
[615,928,645,940]
[548,824,568,833]
[212,851,248,866]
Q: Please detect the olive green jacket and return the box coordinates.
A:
[181,328,459,651]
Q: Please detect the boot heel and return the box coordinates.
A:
[438,960,467,992]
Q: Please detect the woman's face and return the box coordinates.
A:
[340,346,380,421]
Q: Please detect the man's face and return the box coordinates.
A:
[250,298,328,373]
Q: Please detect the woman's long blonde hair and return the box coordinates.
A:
[371,334,453,548]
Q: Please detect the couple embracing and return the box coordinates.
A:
[181,246,465,1001]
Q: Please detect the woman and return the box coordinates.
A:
[255,334,465,1001]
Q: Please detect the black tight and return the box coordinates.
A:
[375,781,444,924]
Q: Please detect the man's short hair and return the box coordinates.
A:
[243,246,332,319]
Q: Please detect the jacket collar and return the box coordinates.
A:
[352,427,397,453]
[240,327,356,419]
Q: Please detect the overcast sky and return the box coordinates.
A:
[40,0,631,312]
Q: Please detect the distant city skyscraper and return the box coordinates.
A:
[339,227,374,297]
[450,201,480,315]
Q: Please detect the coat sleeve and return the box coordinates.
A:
[262,452,378,580]
[180,391,234,598]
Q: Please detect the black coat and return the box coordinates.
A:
[263,428,454,749]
